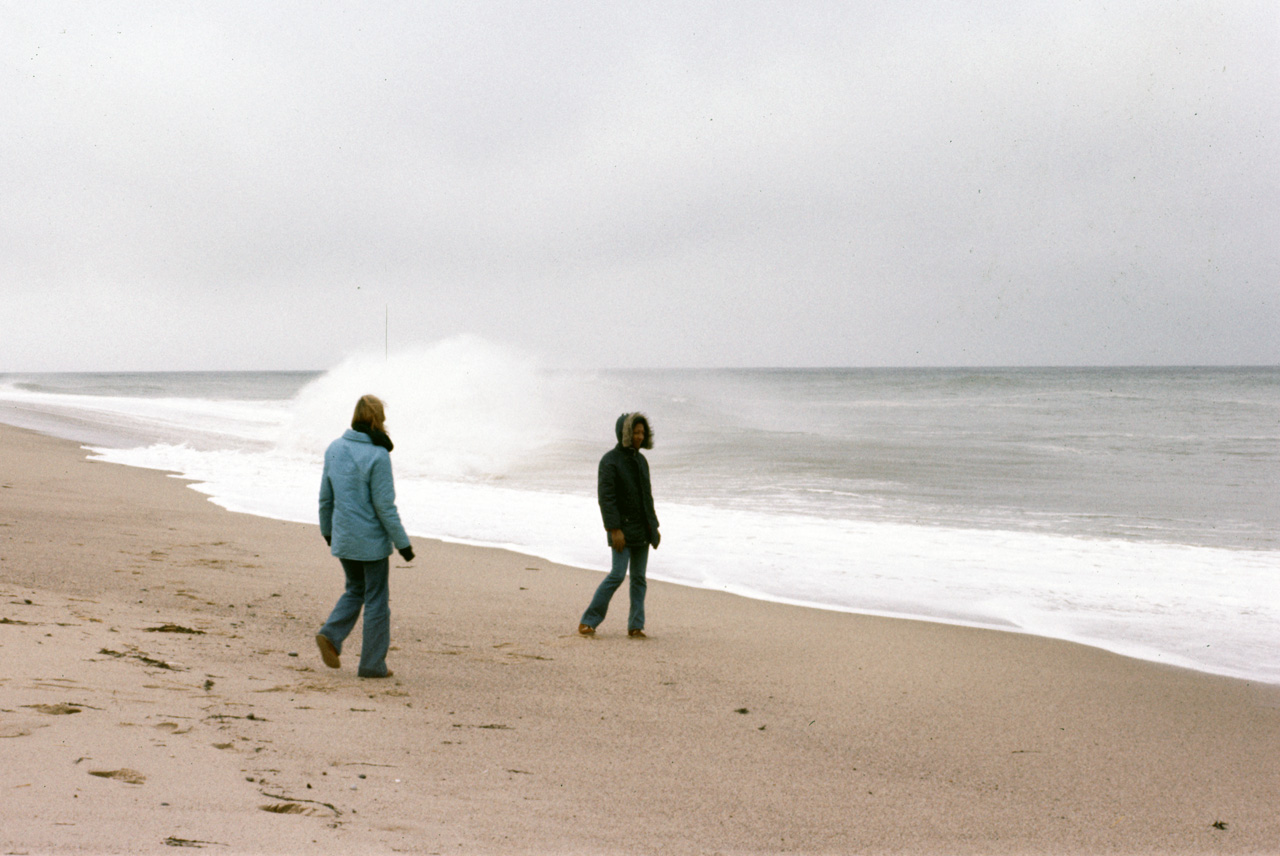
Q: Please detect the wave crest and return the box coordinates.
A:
[282,336,564,479]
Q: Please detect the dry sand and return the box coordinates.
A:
[1,423,1277,854]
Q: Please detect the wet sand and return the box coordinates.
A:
[2,423,1278,854]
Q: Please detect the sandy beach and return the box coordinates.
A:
[1,423,1277,854]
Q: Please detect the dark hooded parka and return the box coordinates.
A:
[598,412,661,549]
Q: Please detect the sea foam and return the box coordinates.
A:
[279,336,586,480]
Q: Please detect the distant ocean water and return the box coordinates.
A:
[2,337,1277,684]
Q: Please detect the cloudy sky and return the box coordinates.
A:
[2,1,1276,371]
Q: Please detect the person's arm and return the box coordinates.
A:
[318,463,335,545]
[598,455,625,551]
[369,453,411,555]
[636,454,660,548]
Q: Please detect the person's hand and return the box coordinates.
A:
[651,529,660,549]
[609,529,626,552]
[324,535,331,546]
[398,545,415,562]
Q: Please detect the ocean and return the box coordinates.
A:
[2,337,1277,684]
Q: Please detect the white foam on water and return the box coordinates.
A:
[276,336,582,480]
[0,386,288,450]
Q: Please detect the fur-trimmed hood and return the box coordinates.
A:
[615,412,654,450]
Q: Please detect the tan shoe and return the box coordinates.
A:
[578,623,596,636]
[628,629,646,638]
[315,634,341,669]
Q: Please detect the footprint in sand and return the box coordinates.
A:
[23,703,82,715]
[259,796,338,817]
[0,722,47,738]
[89,769,146,785]
[154,722,192,735]
[31,678,81,690]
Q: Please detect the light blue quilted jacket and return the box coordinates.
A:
[319,429,410,561]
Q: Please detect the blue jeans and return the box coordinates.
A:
[580,545,648,631]
[319,557,391,677]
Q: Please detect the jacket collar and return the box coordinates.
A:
[348,422,394,452]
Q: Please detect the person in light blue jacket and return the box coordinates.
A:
[315,394,414,678]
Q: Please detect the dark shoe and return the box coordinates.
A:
[578,623,596,636]
[316,634,340,669]
[628,629,646,638]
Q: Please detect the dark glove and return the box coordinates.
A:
[398,545,415,562]
[324,535,331,546]
[651,530,661,549]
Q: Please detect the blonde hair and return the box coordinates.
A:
[351,394,387,431]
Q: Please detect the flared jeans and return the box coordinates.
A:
[580,544,649,631]
[318,557,391,677]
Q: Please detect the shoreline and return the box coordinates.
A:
[2,423,1278,853]
[82,442,1278,690]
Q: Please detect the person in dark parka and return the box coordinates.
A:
[579,412,661,637]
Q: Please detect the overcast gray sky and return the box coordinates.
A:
[2,1,1276,371]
